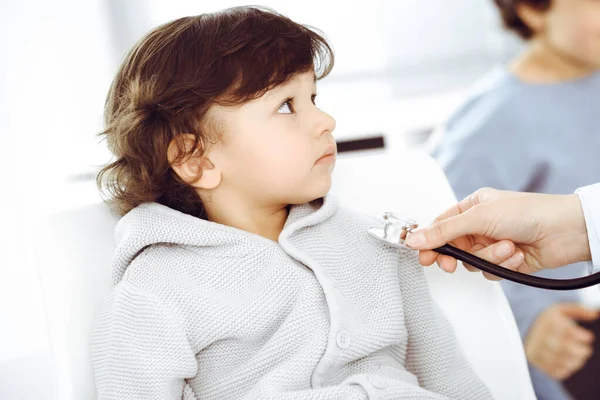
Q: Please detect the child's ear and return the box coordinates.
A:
[168,133,222,190]
[516,3,547,36]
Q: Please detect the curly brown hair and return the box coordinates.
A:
[493,0,552,39]
[97,6,334,217]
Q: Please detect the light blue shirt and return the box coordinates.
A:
[432,68,600,400]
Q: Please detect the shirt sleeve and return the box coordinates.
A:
[90,281,198,400]
[430,93,539,201]
[576,183,600,273]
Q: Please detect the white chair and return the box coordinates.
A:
[32,203,120,400]
[331,150,536,400]
[32,151,536,400]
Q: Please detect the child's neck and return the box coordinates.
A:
[203,194,289,243]
[510,37,598,84]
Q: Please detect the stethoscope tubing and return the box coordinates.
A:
[435,244,600,290]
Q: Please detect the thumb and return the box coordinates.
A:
[559,303,600,322]
[406,211,482,250]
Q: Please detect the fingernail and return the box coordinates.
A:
[495,243,513,258]
[502,251,525,269]
[407,231,425,248]
[506,252,524,266]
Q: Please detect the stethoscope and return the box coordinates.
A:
[368,212,600,291]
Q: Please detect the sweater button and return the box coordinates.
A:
[368,375,387,389]
[336,330,351,349]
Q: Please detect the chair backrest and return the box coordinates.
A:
[33,151,536,400]
[330,151,536,400]
[32,203,120,400]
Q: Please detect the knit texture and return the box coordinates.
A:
[90,195,493,399]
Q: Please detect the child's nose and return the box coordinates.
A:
[314,108,336,137]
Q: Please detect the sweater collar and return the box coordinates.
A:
[111,195,338,285]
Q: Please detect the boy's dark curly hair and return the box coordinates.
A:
[97,6,334,217]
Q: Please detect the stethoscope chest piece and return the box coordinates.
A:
[367,211,600,291]
[367,212,418,251]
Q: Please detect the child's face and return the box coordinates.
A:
[207,72,337,206]
[539,0,600,68]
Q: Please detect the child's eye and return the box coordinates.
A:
[277,99,294,114]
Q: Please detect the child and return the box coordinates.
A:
[430,1,600,399]
[91,6,494,399]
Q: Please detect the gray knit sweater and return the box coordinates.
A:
[90,195,492,399]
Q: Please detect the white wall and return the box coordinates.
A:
[149,0,522,80]
[0,1,114,398]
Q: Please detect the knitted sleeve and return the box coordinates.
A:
[90,281,198,400]
[399,255,493,400]
[241,385,368,399]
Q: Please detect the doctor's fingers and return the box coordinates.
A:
[466,242,525,281]
[428,240,521,278]
[432,187,498,223]
[417,233,497,267]
[417,235,476,267]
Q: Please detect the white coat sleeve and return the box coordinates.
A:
[576,183,600,273]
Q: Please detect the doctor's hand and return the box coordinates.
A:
[525,303,598,381]
[406,188,591,276]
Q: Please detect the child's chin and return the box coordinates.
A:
[287,181,332,204]
[311,180,333,200]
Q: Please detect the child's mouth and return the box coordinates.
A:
[315,154,336,164]
[315,145,336,164]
